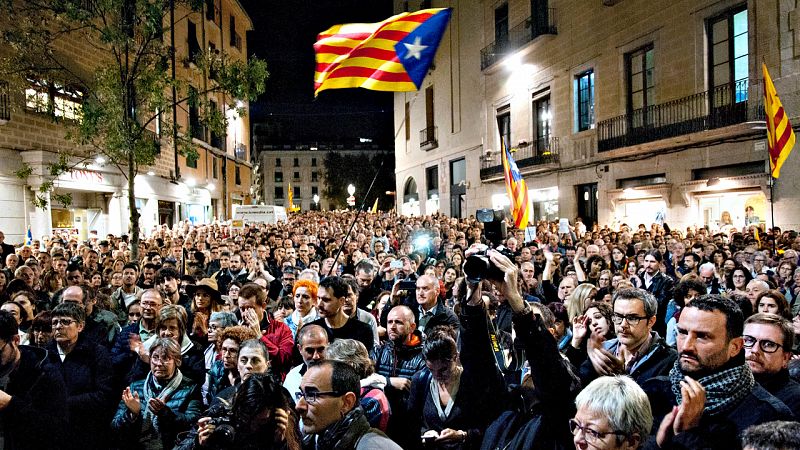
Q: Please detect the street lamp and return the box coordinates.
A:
[313,194,319,210]
[346,184,356,209]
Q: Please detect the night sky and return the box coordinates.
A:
[241,0,395,145]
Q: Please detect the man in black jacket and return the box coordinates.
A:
[580,288,677,387]
[645,296,793,449]
[743,313,800,417]
[638,250,674,336]
[415,274,459,335]
[0,310,67,450]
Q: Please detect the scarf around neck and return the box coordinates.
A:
[142,369,184,422]
[669,358,754,417]
[314,406,371,450]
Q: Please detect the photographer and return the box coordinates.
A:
[189,373,299,450]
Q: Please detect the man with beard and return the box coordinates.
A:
[155,267,190,310]
[638,250,674,337]
[646,296,793,449]
[342,277,379,348]
[580,288,676,387]
[371,305,426,449]
[309,276,374,353]
[743,313,800,417]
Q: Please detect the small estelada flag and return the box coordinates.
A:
[763,63,796,178]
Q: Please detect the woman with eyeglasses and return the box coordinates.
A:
[203,311,238,371]
[112,337,202,449]
[572,376,652,449]
[204,325,258,406]
[127,305,206,388]
[46,302,113,450]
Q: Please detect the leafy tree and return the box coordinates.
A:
[322,150,394,211]
[0,0,267,259]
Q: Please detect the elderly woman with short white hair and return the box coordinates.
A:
[571,376,653,450]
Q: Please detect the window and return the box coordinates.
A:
[495,3,509,45]
[0,81,9,121]
[293,186,300,198]
[574,70,595,131]
[235,166,241,185]
[496,106,511,149]
[274,186,284,199]
[229,15,242,50]
[186,153,198,169]
[188,20,201,64]
[311,157,317,167]
[627,46,655,113]
[293,157,299,167]
[312,186,318,196]
[450,158,466,186]
[212,157,218,178]
[405,102,411,141]
[293,171,300,180]
[188,86,204,141]
[205,0,220,24]
[426,165,439,198]
[532,92,551,153]
[276,158,281,167]
[425,86,434,130]
[311,171,318,182]
[709,7,748,104]
[25,79,84,121]
[275,172,283,182]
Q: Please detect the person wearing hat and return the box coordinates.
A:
[186,278,223,345]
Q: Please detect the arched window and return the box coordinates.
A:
[403,177,418,203]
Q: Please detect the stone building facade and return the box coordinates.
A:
[0,0,254,243]
[395,0,800,231]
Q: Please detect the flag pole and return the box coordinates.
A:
[325,93,419,277]
[770,175,776,255]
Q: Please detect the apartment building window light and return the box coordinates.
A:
[25,79,84,121]
[533,91,551,154]
[626,45,655,127]
[709,6,748,104]
[574,70,595,132]
[496,106,511,150]
[275,172,283,182]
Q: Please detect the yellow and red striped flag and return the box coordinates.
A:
[313,8,451,96]
[370,197,379,214]
[763,63,796,178]
[501,141,531,230]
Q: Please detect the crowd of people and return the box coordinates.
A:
[0,210,798,449]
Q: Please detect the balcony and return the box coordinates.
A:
[0,81,9,123]
[420,126,438,151]
[480,137,560,180]
[598,79,764,152]
[480,9,557,70]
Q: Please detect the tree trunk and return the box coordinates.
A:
[128,151,140,262]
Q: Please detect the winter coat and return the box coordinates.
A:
[46,335,114,450]
[111,373,203,449]
[579,331,677,387]
[1,345,68,450]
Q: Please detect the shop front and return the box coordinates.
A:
[679,174,770,231]
[608,183,671,229]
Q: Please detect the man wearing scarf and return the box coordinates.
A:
[297,360,401,450]
[646,296,794,449]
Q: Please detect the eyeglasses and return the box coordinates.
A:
[294,389,343,404]
[150,353,175,364]
[611,313,649,326]
[743,335,784,353]
[51,318,77,327]
[569,419,627,443]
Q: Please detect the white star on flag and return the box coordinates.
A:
[403,37,428,60]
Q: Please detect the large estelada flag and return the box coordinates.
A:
[501,141,531,230]
[763,63,796,178]
[313,8,452,96]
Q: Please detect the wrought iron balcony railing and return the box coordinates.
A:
[480,8,557,70]
[598,79,764,152]
[420,126,438,151]
[480,137,560,179]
